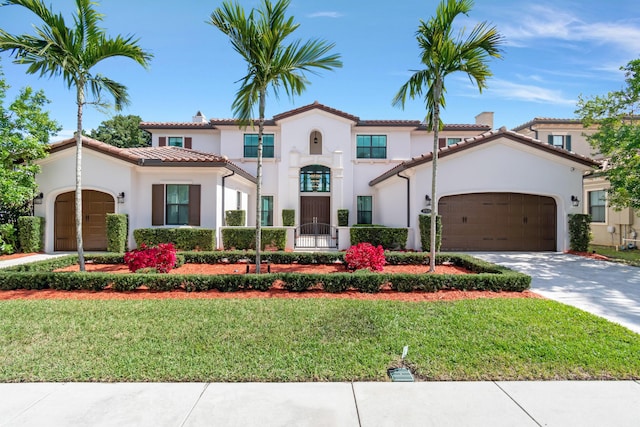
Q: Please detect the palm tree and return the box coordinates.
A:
[392,0,503,272]
[0,0,152,270]
[209,0,342,272]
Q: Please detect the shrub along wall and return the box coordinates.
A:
[350,225,408,250]
[568,214,591,252]
[106,214,128,253]
[282,209,295,227]
[225,210,246,226]
[221,228,286,250]
[418,214,442,252]
[133,228,215,251]
[0,252,530,293]
[17,216,44,253]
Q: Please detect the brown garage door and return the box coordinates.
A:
[439,193,556,251]
[55,190,115,251]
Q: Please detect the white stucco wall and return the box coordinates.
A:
[375,138,589,251]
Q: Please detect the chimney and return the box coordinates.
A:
[192,111,207,123]
[475,112,494,129]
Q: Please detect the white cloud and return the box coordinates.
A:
[307,11,343,18]
[481,79,576,106]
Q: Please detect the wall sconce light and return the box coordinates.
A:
[33,192,43,205]
[425,194,432,205]
[117,192,125,204]
[571,195,580,207]
[313,131,318,144]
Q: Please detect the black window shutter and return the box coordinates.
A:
[152,184,164,226]
[565,135,572,151]
[547,135,553,145]
[189,185,201,226]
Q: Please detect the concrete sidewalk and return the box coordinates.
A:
[1,381,639,427]
[0,253,69,269]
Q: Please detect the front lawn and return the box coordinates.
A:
[591,245,640,266]
[1,298,638,382]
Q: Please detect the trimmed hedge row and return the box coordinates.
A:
[349,226,408,250]
[133,228,215,251]
[0,253,530,293]
[221,228,286,250]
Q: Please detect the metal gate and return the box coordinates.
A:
[294,221,339,249]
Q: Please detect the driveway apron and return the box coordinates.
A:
[471,252,640,335]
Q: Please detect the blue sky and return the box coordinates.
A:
[1,0,639,140]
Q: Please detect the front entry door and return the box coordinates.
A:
[300,196,330,234]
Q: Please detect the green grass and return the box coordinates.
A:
[591,245,640,266]
[1,298,639,382]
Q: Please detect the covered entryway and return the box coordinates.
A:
[439,193,556,251]
[296,195,337,249]
[54,190,115,251]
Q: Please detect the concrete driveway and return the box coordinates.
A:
[472,252,640,335]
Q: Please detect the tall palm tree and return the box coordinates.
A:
[392,0,503,272]
[209,0,342,272]
[0,0,152,270]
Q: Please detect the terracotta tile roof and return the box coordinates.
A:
[415,123,492,131]
[511,117,583,131]
[47,136,256,183]
[357,120,422,127]
[273,101,360,122]
[369,127,599,186]
[139,121,217,130]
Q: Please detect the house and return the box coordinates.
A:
[34,102,598,252]
[513,118,639,249]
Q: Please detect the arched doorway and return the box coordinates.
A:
[296,165,336,248]
[54,190,115,251]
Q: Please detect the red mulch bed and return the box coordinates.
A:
[0,262,543,302]
[565,250,610,261]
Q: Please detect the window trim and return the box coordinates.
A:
[244,133,275,158]
[152,184,201,226]
[168,136,183,147]
[588,190,606,223]
[356,134,387,159]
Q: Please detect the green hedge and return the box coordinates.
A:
[0,252,530,293]
[568,214,591,252]
[106,213,128,253]
[419,214,442,252]
[282,209,295,227]
[17,216,44,253]
[337,209,349,226]
[350,226,407,250]
[221,228,286,250]
[133,228,215,251]
[225,210,246,226]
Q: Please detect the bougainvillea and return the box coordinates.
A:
[344,242,386,272]
[124,243,177,273]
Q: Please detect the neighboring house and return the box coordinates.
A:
[513,118,639,248]
[34,102,598,252]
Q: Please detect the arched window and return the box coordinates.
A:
[300,165,330,192]
[309,130,322,155]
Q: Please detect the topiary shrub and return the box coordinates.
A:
[282,209,295,226]
[225,210,246,226]
[17,216,44,253]
[419,214,442,252]
[337,209,349,226]
[106,213,128,253]
[568,214,591,252]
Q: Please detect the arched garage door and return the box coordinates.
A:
[439,193,556,251]
[54,190,115,251]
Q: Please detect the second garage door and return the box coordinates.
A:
[439,193,556,251]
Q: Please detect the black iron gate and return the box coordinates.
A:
[294,221,338,249]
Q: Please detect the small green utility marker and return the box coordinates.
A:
[388,346,414,382]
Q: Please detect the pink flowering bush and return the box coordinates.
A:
[124,243,177,273]
[344,242,386,272]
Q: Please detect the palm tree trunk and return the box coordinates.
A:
[75,84,85,271]
[255,89,266,273]
[429,78,443,273]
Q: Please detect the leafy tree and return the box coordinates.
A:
[89,114,150,148]
[0,0,152,270]
[209,0,342,272]
[392,0,503,272]
[576,59,640,210]
[0,64,60,213]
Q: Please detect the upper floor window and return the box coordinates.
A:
[588,190,606,223]
[548,135,572,151]
[356,135,387,159]
[244,134,275,158]
[168,137,183,147]
[447,137,462,146]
